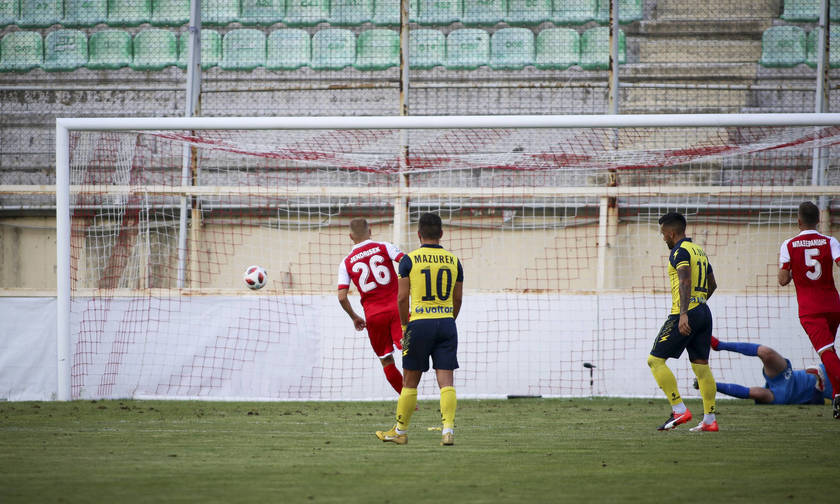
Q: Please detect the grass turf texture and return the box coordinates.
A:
[1,398,837,503]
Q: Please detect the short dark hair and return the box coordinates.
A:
[658,212,686,233]
[799,201,820,227]
[418,212,443,240]
[349,218,369,239]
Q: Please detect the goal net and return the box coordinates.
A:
[57,115,840,401]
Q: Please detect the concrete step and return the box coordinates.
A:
[655,0,781,20]
[637,38,762,64]
[637,19,772,36]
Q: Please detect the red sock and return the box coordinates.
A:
[383,363,403,394]
[819,348,840,396]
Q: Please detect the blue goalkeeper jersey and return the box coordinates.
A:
[764,362,833,405]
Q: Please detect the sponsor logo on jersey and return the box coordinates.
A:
[416,306,453,315]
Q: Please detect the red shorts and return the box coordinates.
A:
[365,309,403,358]
[799,312,840,354]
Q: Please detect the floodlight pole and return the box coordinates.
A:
[813,0,831,230]
[394,0,410,249]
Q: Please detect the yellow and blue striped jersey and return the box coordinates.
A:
[667,238,713,315]
[398,244,463,320]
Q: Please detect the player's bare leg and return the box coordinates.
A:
[436,369,456,445]
[756,345,788,379]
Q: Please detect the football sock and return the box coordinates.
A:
[672,402,687,414]
[703,413,716,424]
[715,340,759,357]
[691,362,717,416]
[818,348,840,397]
[647,355,682,407]
[440,386,456,431]
[395,387,418,431]
[716,382,750,399]
[382,362,403,394]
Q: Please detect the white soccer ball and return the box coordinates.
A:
[243,265,267,290]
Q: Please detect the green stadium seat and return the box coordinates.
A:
[594,0,642,24]
[354,28,398,70]
[553,0,596,25]
[579,26,624,70]
[535,27,578,69]
[759,26,806,68]
[310,28,355,70]
[131,28,178,70]
[490,27,533,70]
[446,28,489,70]
[284,0,329,25]
[17,0,61,27]
[329,0,374,25]
[220,28,265,70]
[372,0,414,25]
[240,0,285,25]
[178,29,222,69]
[201,0,239,25]
[0,31,42,71]
[462,0,506,25]
[806,26,840,68]
[87,29,132,69]
[108,0,152,26]
[416,0,461,25]
[63,0,109,26]
[151,0,190,26]
[505,0,552,25]
[44,29,88,71]
[0,0,18,27]
[266,28,310,70]
[409,28,445,69]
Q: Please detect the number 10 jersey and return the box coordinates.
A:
[398,244,464,320]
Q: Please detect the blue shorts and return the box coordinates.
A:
[764,360,824,405]
[401,318,459,372]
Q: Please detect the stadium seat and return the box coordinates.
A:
[284,0,330,25]
[462,0,506,25]
[43,29,88,71]
[490,27,534,70]
[535,27,578,69]
[63,0,109,27]
[0,0,18,27]
[329,0,374,25]
[17,0,61,27]
[505,0,552,25]
[579,26,624,70]
[240,0,285,25]
[553,0,596,25]
[409,28,445,69]
[806,26,840,68]
[108,0,153,26]
[310,28,355,70]
[759,26,806,68]
[354,28,398,70]
[372,0,415,25]
[446,28,490,70]
[201,0,239,25]
[415,0,461,25]
[780,0,840,22]
[220,29,266,70]
[0,31,42,71]
[594,0,642,24]
[177,29,222,69]
[266,28,310,70]
[151,0,190,26]
[131,29,178,70]
[87,29,133,69]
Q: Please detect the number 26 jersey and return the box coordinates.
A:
[337,240,404,317]
[398,244,464,320]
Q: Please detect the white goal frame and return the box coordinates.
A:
[55,113,840,400]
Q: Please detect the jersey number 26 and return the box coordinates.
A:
[352,255,391,292]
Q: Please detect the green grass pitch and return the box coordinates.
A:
[1,398,837,503]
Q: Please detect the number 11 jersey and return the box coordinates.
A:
[337,240,404,317]
[780,230,840,317]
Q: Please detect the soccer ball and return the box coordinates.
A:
[243,265,267,290]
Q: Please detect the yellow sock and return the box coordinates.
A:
[691,362,717,416]
[395,387,418,431]
[440,386,456,431]
[647,355,682,406]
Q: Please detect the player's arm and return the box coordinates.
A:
[677,265,692,335]
[452,259,464,320]
[337,288,365,331]
[706,265,717,300]
[778,240,792,286]
[397,255,413,328]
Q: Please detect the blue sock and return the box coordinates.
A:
[717,341,759,357]
[717,382,751,399]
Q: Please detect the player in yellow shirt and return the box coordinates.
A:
[648,212,719,432]
[375,213,463,446]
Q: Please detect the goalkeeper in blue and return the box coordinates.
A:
[699,335,833,405]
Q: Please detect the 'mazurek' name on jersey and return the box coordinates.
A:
[411,253,456,265]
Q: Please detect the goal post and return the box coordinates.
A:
[55,113,840,401]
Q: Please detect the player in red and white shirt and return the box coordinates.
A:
[778,201,840,419]
[337,218,405,394]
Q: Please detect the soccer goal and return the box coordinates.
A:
[56,114,840,401]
